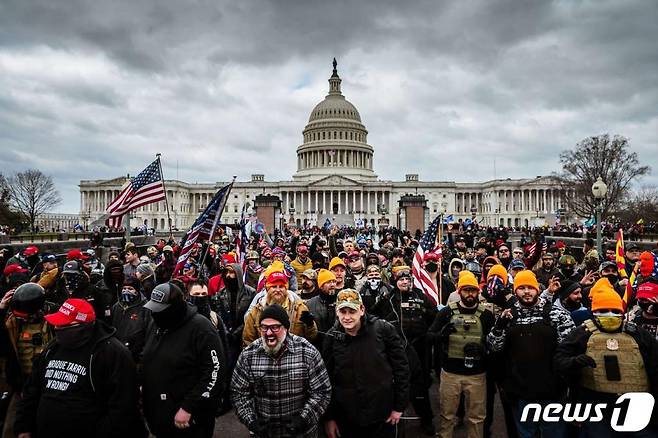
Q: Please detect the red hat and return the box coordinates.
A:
[45,299,96,327]
[636,282,658,300]
[266,271,288,287]
[23,246,39,257]
[3,264,28,277]
[297,245,309,255]
[423,252,441,262]
[556,240,566,249]
[222,254,236,264]
[66,249,89,261]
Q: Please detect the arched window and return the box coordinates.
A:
[322,132,326,140]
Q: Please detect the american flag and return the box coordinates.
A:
[412,214,443,306]
[105,159,166,228]
[175,183,232,274]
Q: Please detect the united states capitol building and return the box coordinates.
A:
[79,60,566,232]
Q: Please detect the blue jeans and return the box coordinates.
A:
[514,399,569,438]
[581,420,656,438]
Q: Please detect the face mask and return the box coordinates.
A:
[64,275,80,295]
[152,299,187,329]
[189,295,210,317]
[562,267,574,277]
[603,274,619,285]
[594,313,623,331]
[425,262,438,273]
[55,323,95,349]
[367,278,381,290]
[121,288,139,304]
[638,301,657,316]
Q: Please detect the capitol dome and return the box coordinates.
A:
[293,59,377,182]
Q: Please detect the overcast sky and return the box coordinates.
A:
[1,0,656,213]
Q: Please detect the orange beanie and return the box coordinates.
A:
[513,270,539,292]
[457,271,480,290]
[487,264,508,286]
[590,278,624,313]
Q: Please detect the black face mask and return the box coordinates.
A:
[189,296,211,318]
[561,267,574,278]
[425,262,438,273]
[55,323,95,349]
[224,276,239,291]
[603,274,619,285]
[152,299,187,329]
[639,301,657,316]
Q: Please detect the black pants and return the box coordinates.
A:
[335,418,397,438]
[154,415,215,438]
[407,340,434,422]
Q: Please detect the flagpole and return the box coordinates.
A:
[437,212,444,306]
[156,153,173,238]
[199,176,236,276]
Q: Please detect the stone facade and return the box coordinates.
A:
[79,61,567,233]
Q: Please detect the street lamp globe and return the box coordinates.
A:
[591,177,608,200]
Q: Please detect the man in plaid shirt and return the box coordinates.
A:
[231,304,331,438]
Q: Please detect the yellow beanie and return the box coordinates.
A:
[487,264,508,286]
[317,269,337,288]
[391,265,412,278]
[513,270,539,291]
[264,260,285,278]
[329,257,346,271]
[590,278,624,313]
[457,271,479,290]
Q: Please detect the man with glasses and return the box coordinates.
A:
[231,304,331,438]
[496,244,512,270]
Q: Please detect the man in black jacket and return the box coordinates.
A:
[305,269,337,347]
[142,282,225,438]
[323,289,409,438]
[14,298,146,438]
[111,277,151,364]
[372,266,438,435]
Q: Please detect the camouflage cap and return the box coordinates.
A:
[336,289,363,311]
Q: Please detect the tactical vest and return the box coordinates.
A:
[447,302,485,359]
[581,319,649,394]
[6,316,52,376]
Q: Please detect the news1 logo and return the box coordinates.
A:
[521,392,655,432]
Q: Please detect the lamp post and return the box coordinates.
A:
[591,176,608,259]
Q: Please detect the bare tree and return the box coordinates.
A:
[615,185,658,224]
[555,134,650,218]
[5,169,62,232]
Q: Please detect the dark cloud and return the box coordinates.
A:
[0,0,656,212]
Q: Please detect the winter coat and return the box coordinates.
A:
[110,296,152,364]
[14,321,146,438]
[142,304,225,437]
[214,263,256,345]
[322,315,409,426]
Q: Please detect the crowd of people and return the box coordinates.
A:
[0,222,657,438]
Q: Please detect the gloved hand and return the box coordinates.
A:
[249,418,270,437]
[283,415,308,435]
[300,311,315,327]
[439,322,456,339]
[494,314,512,331]
[463,342,484,359]
[574,354,597,368]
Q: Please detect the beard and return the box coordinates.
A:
[263,336,285,356]
[268,293,287,305]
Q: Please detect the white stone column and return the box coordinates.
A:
[330,191,334,214]
[360,190,364,214]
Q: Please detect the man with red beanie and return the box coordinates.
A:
[14,299,145,437]
[556,279,658,437]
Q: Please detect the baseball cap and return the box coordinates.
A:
[62,260,82,274]
[336,289,363,311]
[66,249,89,261]
[45,299,96,327]
[301,269,317,281]
[163,245,173,252]
[41,253,57,263]
[266,271,289,288]
[423,252,440,262]
[509,259,526,271]
[144,282,182,312]
[3,264,28,277]
[23,246,39,257]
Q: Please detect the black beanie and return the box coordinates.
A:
[259,304,290,329]
[558,280,581,301]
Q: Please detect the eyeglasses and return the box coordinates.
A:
[259,324,283,333]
